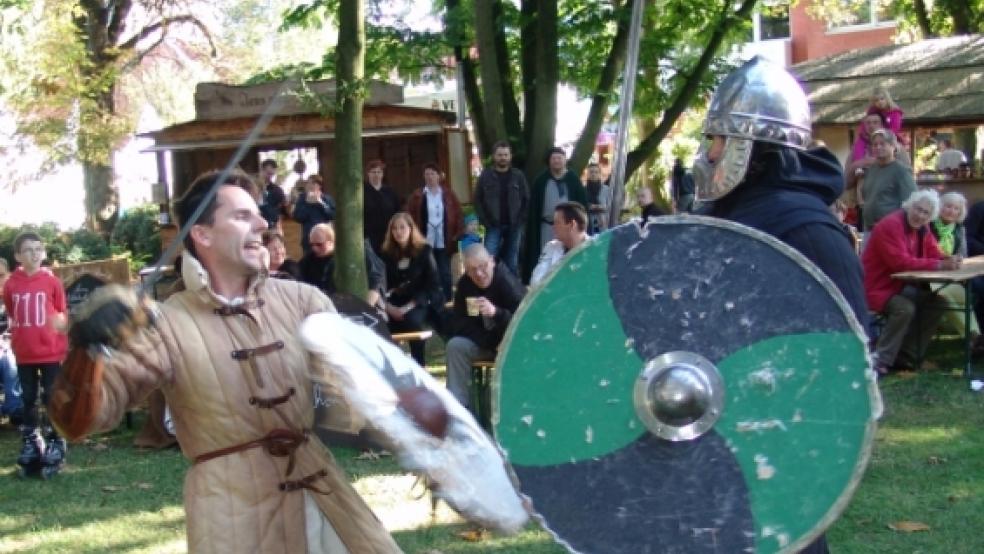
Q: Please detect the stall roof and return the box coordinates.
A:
[793,34,984,127]
[140,104,456,152]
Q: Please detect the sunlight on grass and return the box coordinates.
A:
[878,425,966,445]
[354,472,466,531]
[0,506,185,553]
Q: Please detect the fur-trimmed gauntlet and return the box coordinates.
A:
[50,285,156,441]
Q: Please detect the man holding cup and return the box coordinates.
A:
[445,244,525,410]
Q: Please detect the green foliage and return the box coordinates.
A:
[110,203,162,270]
[809,0,984,37]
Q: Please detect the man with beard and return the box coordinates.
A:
[524,147,587,282]
[474,141,529,277]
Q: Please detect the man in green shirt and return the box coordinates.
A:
[861,129,916,231]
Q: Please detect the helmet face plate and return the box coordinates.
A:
[693,136,754,202]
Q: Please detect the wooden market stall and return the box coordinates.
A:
[794,35,984,202]
[142,79,471,259]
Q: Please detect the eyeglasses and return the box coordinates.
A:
[20,247,45,255]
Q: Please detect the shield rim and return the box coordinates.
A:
[493,214,881,554]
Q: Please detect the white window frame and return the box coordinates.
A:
[826,0,897,33]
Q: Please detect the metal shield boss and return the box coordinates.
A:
[494,216,878,553]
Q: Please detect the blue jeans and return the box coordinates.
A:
[1,348,23,416]
[484,225,522,276]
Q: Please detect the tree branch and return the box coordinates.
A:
[625,0,757,179]
[568,3,631,175]
[117,15,216,57]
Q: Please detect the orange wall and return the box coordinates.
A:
[790,2,896,63]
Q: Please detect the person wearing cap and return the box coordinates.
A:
[860,129,915,232]
[695,56,869,553]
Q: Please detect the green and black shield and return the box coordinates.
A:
[494,216,878,554]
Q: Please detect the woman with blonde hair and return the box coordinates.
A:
[930,191,984,351]
[380,212,444,365]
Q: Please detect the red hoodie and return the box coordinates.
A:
[2,267,68,364]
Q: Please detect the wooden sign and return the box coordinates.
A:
[194,79,404,121]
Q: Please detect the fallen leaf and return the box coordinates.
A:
[134,482,153,490]
[101,485,124,493]
[457,529,490,542]
[888,521,930,532]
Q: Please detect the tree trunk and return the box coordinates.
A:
[625,0,758,179]
[912,0,935,37]
[520,0,538,154]
[79,85,120,237]
[568,4,631,175]
[523,0,559,178]
[446,0,491,158]
[82,161,118,236]
[474,0,510,150]
[334,0,368,299]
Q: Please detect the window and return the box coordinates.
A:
[749,1,791,42]
[759,3,791,40]
[827,0,895,30]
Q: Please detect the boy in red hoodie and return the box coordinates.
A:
[3,231,68,475]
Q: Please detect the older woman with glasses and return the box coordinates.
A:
[928,192,984,354]
[863,189,960,375]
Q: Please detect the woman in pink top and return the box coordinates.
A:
[852,87,905,162]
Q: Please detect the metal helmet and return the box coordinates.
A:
[693,56,812,201]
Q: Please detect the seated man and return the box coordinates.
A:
[530,201,590,286]
[299,223,385,307]
[863,189,959,374]
[445,244,525,410]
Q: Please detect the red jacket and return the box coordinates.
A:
[2,267,68,363]
[862,209,944,313]
[405,185,465,253]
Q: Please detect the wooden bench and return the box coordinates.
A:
[391,330,434,345]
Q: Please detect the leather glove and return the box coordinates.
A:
[69,284,156,349]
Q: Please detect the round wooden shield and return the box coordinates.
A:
[494,216,878,554]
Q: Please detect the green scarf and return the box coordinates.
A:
[933,219,956,255]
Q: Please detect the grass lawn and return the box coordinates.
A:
[1,336,982,552]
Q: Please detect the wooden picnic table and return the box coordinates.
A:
[892,255,984,376]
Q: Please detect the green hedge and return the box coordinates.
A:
[0,204,160,273]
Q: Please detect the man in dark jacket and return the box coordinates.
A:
[363,159,401,255]
[445,244,524,410]
[299,224,385,303]
[695,57,868,554]
[523,147,587,282]
[258,159,287,230]
[965,201,984,332]
[474,141,529,276]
